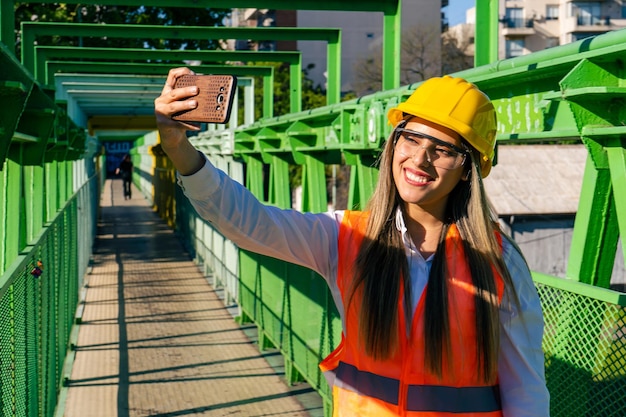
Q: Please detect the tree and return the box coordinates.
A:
[441,25,475,75]
[352,25,474,96]
[14,3,230,56]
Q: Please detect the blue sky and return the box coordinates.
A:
[444,0,474,26]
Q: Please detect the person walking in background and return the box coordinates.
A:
[154,67,550,416]
[115,154,133,199]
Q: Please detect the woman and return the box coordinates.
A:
[154,67,550,416]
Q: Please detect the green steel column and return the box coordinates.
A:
[567,152,617,287]
[290,54,302,113]
[0,0,14,53]
[0,168,6,271]
[24,165,45,244]
[244,156,265,200]
[45,162,58,220]
[326,33,341,105]
[263,73,274,119]
[607,138,626,269]
[474,0,499,66]
[382,1,401,90]
[345,153,379,211]
[300,155,327,213]
[58,161,66,209]
[268,156,291,209]
[2,160,21,272]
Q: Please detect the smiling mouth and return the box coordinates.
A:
[404,168,433,184]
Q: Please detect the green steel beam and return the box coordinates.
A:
[17,0,400,13]
[474,0,499,66]
[22,22,341,105]
[34,46,303,114]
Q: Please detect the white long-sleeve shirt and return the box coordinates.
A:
[177,156,550,417]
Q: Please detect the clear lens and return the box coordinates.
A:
[395,128,467,170]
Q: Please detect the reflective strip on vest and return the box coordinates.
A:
[335,361,501,413]
[335,362,400,405]
[407,384,501,413]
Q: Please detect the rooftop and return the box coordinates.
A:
[483,144,588,216]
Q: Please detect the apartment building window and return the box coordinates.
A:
[504,8,524,28]
[622,5,626,18]
[546,5,559,20]
[571,2,601,25]
[506,38,525,58]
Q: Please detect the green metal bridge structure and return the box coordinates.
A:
[1,0,626,416]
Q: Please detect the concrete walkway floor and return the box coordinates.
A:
[61,178,323,417]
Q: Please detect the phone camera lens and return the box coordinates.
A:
[220,86,225,92]
[217,93,225,104]
[216,105,222,111]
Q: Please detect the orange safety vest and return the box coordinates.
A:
[320,210,505,417]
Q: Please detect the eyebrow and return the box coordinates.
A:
[395,128,468,154]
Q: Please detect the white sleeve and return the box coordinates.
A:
[498,238,551,417]
[176,155,340,282]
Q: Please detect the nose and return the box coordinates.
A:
[410,145,431,166]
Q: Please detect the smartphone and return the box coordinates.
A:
[172,74,237,124]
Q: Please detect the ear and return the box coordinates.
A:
[461,168,471,182]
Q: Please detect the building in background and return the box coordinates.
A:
[449,0,626,60]
[483,144,625,287]
[226,1,447,93]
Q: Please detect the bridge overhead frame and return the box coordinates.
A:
[33,46,305,114]
[48,64,270,136]
[21,22,342,106]
[5,0,403,90]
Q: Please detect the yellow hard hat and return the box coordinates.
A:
[387,76,497,177]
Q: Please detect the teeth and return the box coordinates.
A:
[406,170,429,183]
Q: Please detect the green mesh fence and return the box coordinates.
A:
[0,177,98,417]
[536,276,626,417]
[236,251,342,412]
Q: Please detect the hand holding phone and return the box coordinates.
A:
[172,74,237,124]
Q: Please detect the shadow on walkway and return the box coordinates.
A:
[61,179,323,417]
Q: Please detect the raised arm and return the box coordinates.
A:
[154,67,340,281]
[154,67,205,176]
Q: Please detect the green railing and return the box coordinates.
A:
[534,273,626,416]
[0,171,100,417]
[0,27,102,417]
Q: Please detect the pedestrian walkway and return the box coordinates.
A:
[61,178,323,417]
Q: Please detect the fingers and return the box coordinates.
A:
[155,90,197,118]
[162,67,195,94]
[155,67,200,127]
